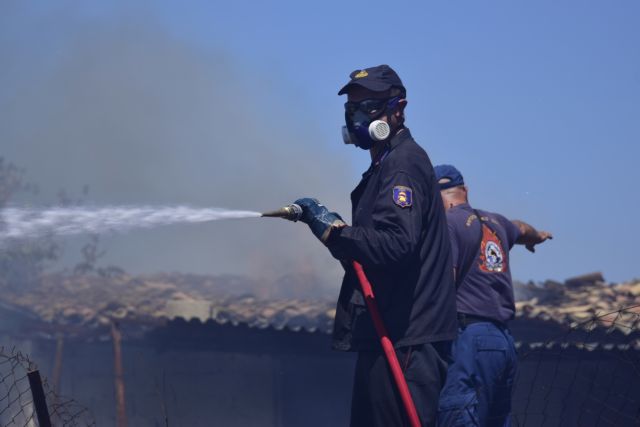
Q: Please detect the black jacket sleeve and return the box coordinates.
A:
[327,170,425,267]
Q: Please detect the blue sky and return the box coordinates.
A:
[2,1,639,284]
[157,0,640,283]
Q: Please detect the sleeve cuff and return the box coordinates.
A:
[326,226,349,260]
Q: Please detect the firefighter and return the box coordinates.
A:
[434,164,552,426]
[293,65,457,427]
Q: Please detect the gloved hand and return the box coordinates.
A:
[294,198,346,243]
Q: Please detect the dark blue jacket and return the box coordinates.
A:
[327,128,457,351]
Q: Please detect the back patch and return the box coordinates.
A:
[479,224,507,273]
[393,186,413,208]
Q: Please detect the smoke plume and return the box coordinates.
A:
[0,3,352,297]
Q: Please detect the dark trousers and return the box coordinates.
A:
[350,341,452,427]
[437,322,517,427]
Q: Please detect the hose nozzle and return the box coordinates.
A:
[261,204,303,222]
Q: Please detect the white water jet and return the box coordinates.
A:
[0,206,261,241]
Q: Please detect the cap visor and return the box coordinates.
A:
[338,80,392,95]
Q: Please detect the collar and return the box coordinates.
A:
[450,202,472,212]
[366,127,413,173]
[447,202,476,217]
[388,126,412,151]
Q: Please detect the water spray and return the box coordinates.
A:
[0,206,261,241]
[0,202,309,242]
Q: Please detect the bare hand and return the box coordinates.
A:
[526,231,553,253]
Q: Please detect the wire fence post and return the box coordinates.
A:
[51,334,64,394]
[111,321,128,427]
[0,346,96,426]
[27,369,52,427]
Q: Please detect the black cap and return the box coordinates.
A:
[338,64,406,96]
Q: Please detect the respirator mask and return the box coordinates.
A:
[342,97,401,150]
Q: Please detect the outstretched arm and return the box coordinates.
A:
[511,220,553,253]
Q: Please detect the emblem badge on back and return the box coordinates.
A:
[483,240,504,272]
[478,224,507,273]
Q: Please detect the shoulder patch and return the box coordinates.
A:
[393,186,413,208]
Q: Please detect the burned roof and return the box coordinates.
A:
[514,273,640,334]
[0,272,336,339]
[0,271,638,346]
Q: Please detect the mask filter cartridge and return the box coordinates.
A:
[369,120,390,141]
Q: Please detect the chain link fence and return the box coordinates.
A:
[0,346,95,427]
[512,304,640,426]
[438,304,640,427]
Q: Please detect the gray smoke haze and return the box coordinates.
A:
[1,4,352,296]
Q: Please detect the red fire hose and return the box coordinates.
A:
[352,261,421,427]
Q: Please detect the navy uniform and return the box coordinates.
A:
[294,66,457,427]
[326,128,457,427]
[327,129,457,352]
[434,165,521,427]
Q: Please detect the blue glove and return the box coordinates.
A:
[294,198,346,243]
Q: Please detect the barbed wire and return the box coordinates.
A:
[0,346,95,427]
